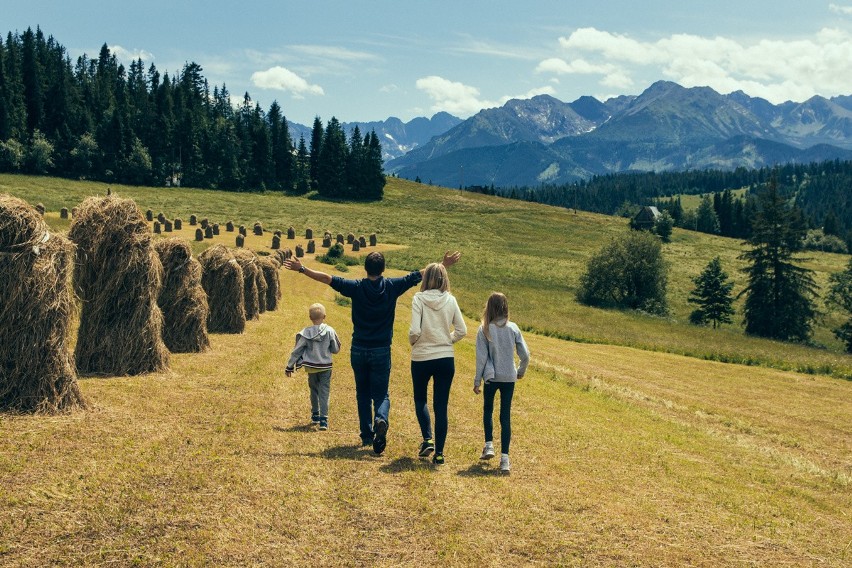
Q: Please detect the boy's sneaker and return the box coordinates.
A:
[499,454,511,475]
[418,439,435,457]
[480,442,495,460]
[311,413,320,425]
[432,453,445,466]
[373,418,388,455]
[318,418,328,431]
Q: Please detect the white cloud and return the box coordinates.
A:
[108,45,154,63]
[380,84,400,94]
[250,66,324,99]
[415,76,555,116]
[537,26,852,103]
[829,3,852,15]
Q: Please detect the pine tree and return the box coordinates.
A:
[827,259,852,352]
[740,179,818,341]
[293,134,310,194]
[688,257,735,328]
[362,131,385,200]
[309,116,323,190]
[317,116,347,198]
[696,194,721,234]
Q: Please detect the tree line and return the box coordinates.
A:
[0,27,384,199]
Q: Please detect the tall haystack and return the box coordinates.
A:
[68,195,170,376]
[259,256,282,312]
[154,238,210,353]
[231,248,261,321]
[198,245,246,334]
[255,259,268,315]
[0,195,85,412]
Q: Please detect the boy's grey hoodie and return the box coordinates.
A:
[474,318,530,387]
[285,323,341,372]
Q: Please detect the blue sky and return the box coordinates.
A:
[7,1,852,125]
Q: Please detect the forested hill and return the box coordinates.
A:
[0,27,384,199]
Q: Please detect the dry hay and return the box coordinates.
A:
[324,231,332,241]
[295,244,304,258]
[174,218,182,230]
[204,226,213,239]
[352,240,360,252]
[190,214,197,225]
[212,223,220,236]
[146,209,153,222]
[0,194,85,413]
[347,233,355,244]
[322,236,331,248]
[239,225,247,237]
[71,207,78,218]
[157,212,166,224]
[60,207,69,219]
[255,261,268,315]
[307,240,316,254]
[198,245,246,334]
[253,222,263,236]
[358,236,366,247]
[336,233,344,244]
[305,228,313,239]
[154,238,210,353]
[287,227,295,239]
[68,195,170,376]
[195,228,204,242]
[370,233,377,246]
[236,234,245,247]
[231,249,262,320]
[271,234,281,249]
[153,221,161,234]
[226,221,234,232]
[164,219,173,232]
[200,218,209,229]
[258,256,282,312]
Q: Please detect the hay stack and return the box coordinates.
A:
[236,234,245,247]
[352,240,360,252]
[200,218,209,229]
[146,209,153,222]
[258,256,282,312]
[336,233,344,244]
[35,203,45,215]
[322,236,331,248]
[190,214,197,226]
[0,195,85,412]
[157,212,166,224]
[60,207,69,219]
[153,221,161,234]
[231,249,261,320]
[68,195,170,376]
[253,222,263,236]
[174,218,182,230]
[307,240,316,254]
[370,233,377,246]
[226,221,234,232]
[198,245,246,334]
[274,230,282,237]
[272,234,281,249]
[239,225,247,237]
[195,228,204,241]
[347,233,355,244]
[256,262,268,315]
[164,219,173,232]
[154,238,210,353]
[359,236,366,247]
[212,223,220,236]
[295,244,304,258]
[287,227,295,239]
[306,228,313,239]
[71,207,78,218]
[204,226,213,239]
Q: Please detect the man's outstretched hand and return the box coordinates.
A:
[283,258,302,272]
[442,251,461,268]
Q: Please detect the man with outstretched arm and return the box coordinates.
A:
[284,250,461,455]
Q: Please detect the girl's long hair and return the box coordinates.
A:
[420,262,449,293]
[481,292,509,341]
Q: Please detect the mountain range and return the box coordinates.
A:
[384,81,852,188]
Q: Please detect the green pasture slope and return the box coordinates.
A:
[3,173,850,378]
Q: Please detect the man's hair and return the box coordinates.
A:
[309,303,326,321]
[364,252,385,276]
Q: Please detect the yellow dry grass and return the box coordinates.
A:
[2,250,851,566]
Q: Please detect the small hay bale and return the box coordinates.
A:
[195,228,204,241]
[174,218,182,230]
[307,240,316,254]
[226,221,234,232]
[212,223,220,236]
[35,203,45,215]
[274,230,282,237]
[198,245,246,334]
[157,212,166,224]
[153,221,161,234]
[236,234,245,247]
[68,195,170,376]
[154,238,210,353]
[352,240,360,252]
[322,237,331,248]
[231,249,262,321]
[60,207,69,219]
[0,195,85,412]
[370,233,377,246]
[295,244,304,258]
[347,233,355,244]
[239,225,247,237]
[274,250,286,264]
[259,256,282,312]
[71,207,78,218]
[336,233,344,244]
[146,209,153,222]
[253,222,263,236]
[359,236,366,248]
[324,231,332,240]
[164,219,173,232]
[200,218,209,229]
[306,228,313,239]
[287,227,295,239]
[190,214,197,226]
[204,226,213,239]
[272,234,281,249]
[255,262,268,315]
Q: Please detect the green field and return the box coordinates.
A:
[674,188,750,210]
[1,175,851,565]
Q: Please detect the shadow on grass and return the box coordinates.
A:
[456,462,497,477]
[379,456,424,473]
[273,424,314,433]
[320,443,369,461]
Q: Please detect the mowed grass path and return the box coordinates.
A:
[2,256,850,566]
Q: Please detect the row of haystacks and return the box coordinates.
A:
[154,238,211,353]
[0,194,86,413]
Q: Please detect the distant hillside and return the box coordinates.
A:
[387,81,852,187]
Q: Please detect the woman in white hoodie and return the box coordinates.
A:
[408,263,467,465]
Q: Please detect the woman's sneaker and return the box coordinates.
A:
[499,454,511,475]
[311,413,320,425]
[318,418,328,431]
[418,439,435,457]
[373,418,388,455]
[480,442,495,460]
[432,453,445,466]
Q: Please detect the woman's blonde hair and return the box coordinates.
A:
[420,262,449,293]
[481,292,509,341]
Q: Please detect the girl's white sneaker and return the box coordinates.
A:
[480,443,495,460]
[499,454,511,475]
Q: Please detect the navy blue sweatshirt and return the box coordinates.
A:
[330,271,422,348]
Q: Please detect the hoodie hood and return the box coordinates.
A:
[361,277,389,306]
[417,289,452,310]
[300,323,330,341]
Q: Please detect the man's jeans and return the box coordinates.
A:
[350,346,392,440]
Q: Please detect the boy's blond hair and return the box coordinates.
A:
[309,303,326,322]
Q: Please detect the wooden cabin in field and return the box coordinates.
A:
[633,206,661,230]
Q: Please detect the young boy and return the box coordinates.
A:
[285,303,342,430]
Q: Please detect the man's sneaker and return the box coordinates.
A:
[360,436,374,447]
[480,442,495,460]
[318,418,328,431]
[311,413,320,425]
[418,439,435,458]
[373,418,388,455]
[432,453,445,466]
[499,454,511,475]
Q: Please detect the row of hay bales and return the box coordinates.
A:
[1,195,286,413]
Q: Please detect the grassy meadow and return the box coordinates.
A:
[1,174,851,565]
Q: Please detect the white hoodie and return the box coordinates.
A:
[409,290,467,361]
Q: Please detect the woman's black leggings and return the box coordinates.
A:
[483,381,515,454]
[411,357,455,454]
